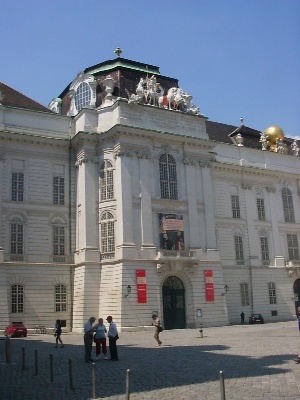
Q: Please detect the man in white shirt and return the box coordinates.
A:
[106,315,119,361]
[84,316,96,363]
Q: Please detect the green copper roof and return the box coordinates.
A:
[84,57,160,75]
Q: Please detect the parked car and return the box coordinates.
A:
[4,322,27,337]
[249,314,264,324]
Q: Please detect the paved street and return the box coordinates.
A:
[1,321,300,400]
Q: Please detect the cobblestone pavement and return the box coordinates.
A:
[1,321,300,400]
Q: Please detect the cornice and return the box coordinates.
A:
[0,130,69,149]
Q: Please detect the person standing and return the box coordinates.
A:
[54,319,64,348]
[152,314,162,346]
[106,316,118,361]
[240,311,245,324]
[94,318,107,360]
[84,316,96,363]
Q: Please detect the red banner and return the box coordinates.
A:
[204,270,214,302]
[136,269,147,303]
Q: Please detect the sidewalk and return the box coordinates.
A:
[1,321,300,399]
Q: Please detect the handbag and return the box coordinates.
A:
[115,334,119,340]
[157,326,163,332]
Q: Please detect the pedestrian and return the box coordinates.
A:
[294,354,300,364]
[240,311,245,324]
[94,318,108,360]
[84,316,96,363]
[54,319,64,348]
[152,314,162,346]
[106,316,119,361]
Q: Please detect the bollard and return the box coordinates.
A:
[125,369,131,400]
[220,370,226,400]
[50,353,54,382]
[22,347,25,371]
[34,350,38,376]
[69,359,74,390]
[5,336,11,364]
[92,362,96,399]
[199,324,203,338]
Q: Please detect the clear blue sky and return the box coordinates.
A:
[1,0,299,137]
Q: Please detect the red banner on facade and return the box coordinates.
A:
[204,270,214,302]
[136,269,147,303]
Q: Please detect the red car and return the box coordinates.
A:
[4,322,27,338]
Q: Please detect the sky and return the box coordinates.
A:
[0,0,299,138]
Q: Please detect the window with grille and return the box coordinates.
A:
[257,198,265,220]
[260,237,269,260]
[100,161,114,201]
[287,234,299,260]
[231,195,240,218]
[53,177,65,205]
[282,187,295,222]
[55,284,67,312]
[268,282,277,304]
[12,172,24,201]
[10,223,23,255]
[53,226,65,256]
[240,283,249,306]
[234,235,244,260]
[100,211,115,259]
[75,82,91,112]
[159,154,178,200]
[11,284,24,313]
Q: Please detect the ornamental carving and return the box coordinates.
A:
[113,149,134,159]
[266,186,276,193]
[75,156,98,167]
[126,74,201,115]
[241,183,252,190]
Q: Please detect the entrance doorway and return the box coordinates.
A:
[162,276,186,330]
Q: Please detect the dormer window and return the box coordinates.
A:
[67,73,97,116]
[75,82,91,112]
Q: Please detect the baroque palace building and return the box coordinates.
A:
[0,51,300,332]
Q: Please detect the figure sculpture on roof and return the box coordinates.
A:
[291,139,299,156]
[259,132,268,151]
[276,138,285,154]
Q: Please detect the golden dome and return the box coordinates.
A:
[264,126,284,144]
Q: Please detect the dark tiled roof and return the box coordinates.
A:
[0,82,51,113]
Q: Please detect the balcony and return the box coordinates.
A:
[156,249,194,259]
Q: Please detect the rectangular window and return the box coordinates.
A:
[240,283,249,306]
[53,226,65,256]
[12,172,24,202]
[287,234,299,260]
[268,282,277,304]
[10,223,23,255]
[55,284,67,312]
[257,198,265,220]
[11,284,24,313]
[260,237,269,261]
[231,195,240,218]
[53,176,65,205]
[235,235,244,260]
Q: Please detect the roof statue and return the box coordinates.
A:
[259,132,268,151]
[291,139,299,156]
[264,126,285,153]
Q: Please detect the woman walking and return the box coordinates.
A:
[54,319,64,348]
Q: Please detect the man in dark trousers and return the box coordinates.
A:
[106,316,119,361]
[240,311,245,324]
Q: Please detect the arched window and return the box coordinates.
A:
[100,160,114,201]
[75,82,91,112]
[100,211,115,259]
[55,284,67,312]
[11,284,24,313]
[159,154,178,199]
[282,187,295,222]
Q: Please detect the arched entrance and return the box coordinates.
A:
[162,276,186,330]
[293,278,300,314]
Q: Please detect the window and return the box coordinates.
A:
[268,282,277,304]
[53,226,65,260]
[231,195,240,218]
[287,234,299,260]
[100,211,115,259]
[159,154,178,200]
[11,284,24,313]
[257,198,265,220]
[100,160,114,201]
[53,177,65,205]
[75,82,91,112]
[55,284,67,312]
[260,237,269,261]
[12,172,24,201]
[240,283,249,306]
[10,223,23,256]
[282,187,295,223]
[234,235,244,260]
